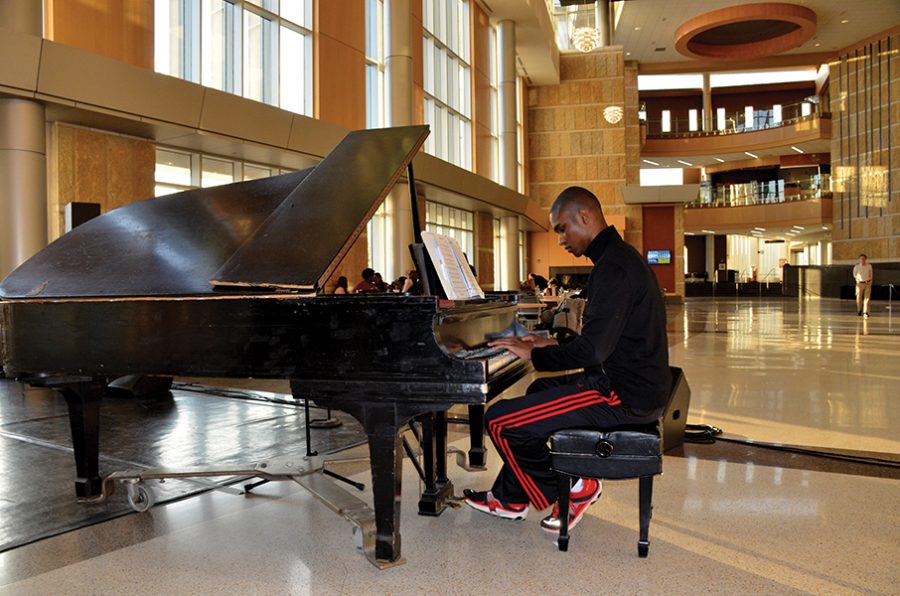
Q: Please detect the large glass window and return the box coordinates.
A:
[365,0,385,128]
[518,229,526,283]
[489,25,499,182]
[516,76,525,193]
[367,203,390,276]
[156,0,312,116]
[423,0,472,169]
[493,217,502,289]
[155,147,281,195]
[425,201,474,261]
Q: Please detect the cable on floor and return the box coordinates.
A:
[684,423,900,469]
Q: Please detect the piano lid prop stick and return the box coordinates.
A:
[408,163,422,244]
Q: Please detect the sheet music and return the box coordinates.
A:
[421,231,485,300]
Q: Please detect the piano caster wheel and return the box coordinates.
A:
[126,482,156,513]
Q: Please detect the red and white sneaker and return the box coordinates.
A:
[462,489,529,521]
[540,479,602,533]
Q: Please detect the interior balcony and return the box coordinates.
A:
[639,98,831,163]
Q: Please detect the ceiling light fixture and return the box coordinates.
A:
[677,160,693,166]
[791,146,804,153]
[603,105,624,124]
[642,159,660,166]
[572,27,602,53]
[840,19,849,24]
[745,151,759,159]
[714,158,725,163]
[701,229,715,234]
[634,26,641,31]
[792,225,805,230]
[754,227,766,231]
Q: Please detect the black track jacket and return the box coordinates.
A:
[531,226,671,411]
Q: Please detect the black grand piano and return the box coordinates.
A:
[0,126,531,568]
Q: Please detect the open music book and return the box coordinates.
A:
[420,231,485,300]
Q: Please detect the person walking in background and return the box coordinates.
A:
[853,254,873,318]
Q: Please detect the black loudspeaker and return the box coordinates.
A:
[662,367,691,452]
[64,202,101,232]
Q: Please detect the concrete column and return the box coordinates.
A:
[702,73,713,132]
[501,216,519,290]
[705,233,715,281]
[498,20,518,191]
[384,0,414,281]
[0,0,46,280]
[595,0,611,47]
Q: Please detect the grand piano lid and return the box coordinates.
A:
[210,125,429,291]
[0,125,428,300]
[0,169,313,299]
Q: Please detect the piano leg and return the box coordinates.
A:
[417,410,453,516]
[356,404,405,564]
[467,404,487,468]
[56,380,104,500]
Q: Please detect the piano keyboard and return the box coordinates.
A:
[454,346,518,373]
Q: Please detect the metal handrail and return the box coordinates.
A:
[642,100,825,138]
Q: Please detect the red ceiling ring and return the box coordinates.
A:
[675,3,817,61]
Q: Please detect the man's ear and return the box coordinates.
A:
[578,209,591,225]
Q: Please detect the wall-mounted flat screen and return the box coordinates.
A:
[647,249,671,265]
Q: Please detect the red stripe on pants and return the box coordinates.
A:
[487,391,620,509]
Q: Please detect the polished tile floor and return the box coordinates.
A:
[0,297,897,595]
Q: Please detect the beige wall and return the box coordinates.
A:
[830,31,900,262]
[472,4,494,180]
[48,124,155,240]
[45,0,154,69]
[314,0,370,292]
[527,49,643,270]
[474,211,495,290]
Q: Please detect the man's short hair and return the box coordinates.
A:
[551,186,603,218]
[859,253,867,259]
[362,267,375,279]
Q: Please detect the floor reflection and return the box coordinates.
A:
[669,297,900,453]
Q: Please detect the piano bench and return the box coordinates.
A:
[549,425,661,557]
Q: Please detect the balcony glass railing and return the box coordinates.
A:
[688,175,831,208]
[643,100,826,138]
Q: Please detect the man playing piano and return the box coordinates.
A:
[463,186,671,533]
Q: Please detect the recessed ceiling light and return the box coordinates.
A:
[814,43,821,47]
[792,225,805,230]
[626,52,631,56]
[634,26,641,31]
[677,160,693,166]
[754,227,766,231]
[701,229,715,234]
[791,146,804,153]
[642,159,660,166]
[840,19,849,24]
[714,157,725,163]
[745,151,759,159]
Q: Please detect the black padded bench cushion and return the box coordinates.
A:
[550,427,662,479]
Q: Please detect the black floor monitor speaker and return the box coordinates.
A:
[663,366,691,452]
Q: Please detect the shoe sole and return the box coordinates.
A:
[464,498,528,521]
[540,489,602,533]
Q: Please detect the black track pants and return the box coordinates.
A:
[487,373,661,510]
